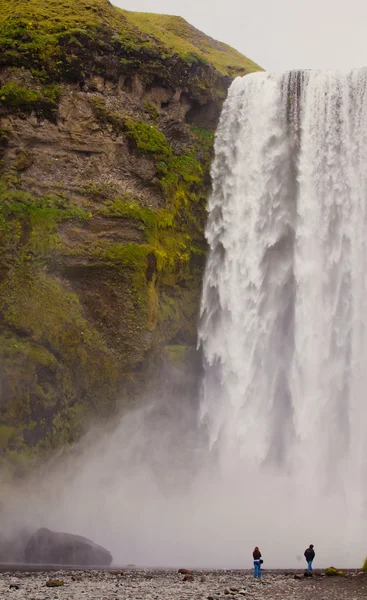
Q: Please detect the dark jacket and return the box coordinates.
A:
[304,547,315,561]
[253,550,262,560]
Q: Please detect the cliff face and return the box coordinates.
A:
[0,0,261,471]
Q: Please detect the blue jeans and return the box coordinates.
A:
[307,560,313,572]
[254,561,261,578]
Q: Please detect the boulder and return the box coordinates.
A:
[183,574,195,582]
[178,568,191,574]
[24,528,112,566]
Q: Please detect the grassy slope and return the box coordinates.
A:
[0,0,260,77]
[119,10,262,75]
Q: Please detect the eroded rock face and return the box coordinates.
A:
[0,0,262,465]
[24,528,112,566]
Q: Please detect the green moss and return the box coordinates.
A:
[0,81,61,120]
[12,148,34,172]
[100,198,173,228]
[118,10,262,76]
[0,0,261,102]
[0,177,118,464]
[82,181,119,201]
[97,241,152,270]
[89,96,124,134]
[164,344,189,364]
[124,117,172,160]
[143,100,159,121]
[0,270,119,461]
[0,425,18,449]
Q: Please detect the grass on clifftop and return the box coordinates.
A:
[119,10,262,75]
[0,0,261,78]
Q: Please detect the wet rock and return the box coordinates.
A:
[25,527,112,566]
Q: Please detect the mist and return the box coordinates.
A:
[0,382,364,569]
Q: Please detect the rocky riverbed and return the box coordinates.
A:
[1,568,367,600]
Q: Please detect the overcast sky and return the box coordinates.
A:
[113,0,367,72]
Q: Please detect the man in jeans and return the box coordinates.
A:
[304,544,315,572]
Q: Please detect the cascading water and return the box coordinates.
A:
[199,69,367,557]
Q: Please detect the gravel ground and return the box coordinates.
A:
[1,568,367,600]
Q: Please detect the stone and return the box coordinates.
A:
[178,568,191,574]
[230,587,239,592]
[294,574,303,580]
[46,580,64,587]
[24,528,112,566]
[183,574,195,582]
[9,584,20,589]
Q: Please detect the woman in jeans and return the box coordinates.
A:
[253,546,262,579]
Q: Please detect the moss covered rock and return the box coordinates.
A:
[0,0,262,470]
[325,567,344,576]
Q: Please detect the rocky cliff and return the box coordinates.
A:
[0,0,261,472]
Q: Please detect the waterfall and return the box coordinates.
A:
[5,70,367,570]
[199,70,367,554]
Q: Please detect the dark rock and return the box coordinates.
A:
[24,527,112,566]
[46,580,64,587]
[178,568,191,574]
[224,588,230,594]
[294,574,303,580]
[230,587,239,592]
[9,584,20,589]
[183,574,195,582]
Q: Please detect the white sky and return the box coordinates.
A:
[112,0,367,72]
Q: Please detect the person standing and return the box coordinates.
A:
[304,544,315,571]
[253,546,262,579]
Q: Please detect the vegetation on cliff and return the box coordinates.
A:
[0,0,261,98]
[0,0,261,473]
